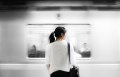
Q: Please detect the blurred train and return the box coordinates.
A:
[0,1,120,77]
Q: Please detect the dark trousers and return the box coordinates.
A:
[50,70,69,77]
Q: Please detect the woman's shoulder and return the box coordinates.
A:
[46,42,55,48]
[46,43,52,49]
[47,43,53,47]
[55,40,67,45]
[47,40,67,47]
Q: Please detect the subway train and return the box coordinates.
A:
[0,1,120,77]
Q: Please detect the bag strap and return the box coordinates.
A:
[67,42,71,64]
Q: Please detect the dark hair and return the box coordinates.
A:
[49,32,55,43]
[54,26,66,38]
[49,26,66,43]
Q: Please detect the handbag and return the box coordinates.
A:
[67,43,80,77]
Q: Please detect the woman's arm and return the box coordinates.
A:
[70,43,76,65]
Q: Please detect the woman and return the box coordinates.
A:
[46,26,75,77]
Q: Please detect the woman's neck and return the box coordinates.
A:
[56,38,64,41]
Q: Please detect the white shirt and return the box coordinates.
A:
[46,40,75,74]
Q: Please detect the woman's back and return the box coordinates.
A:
[46,40,70,74]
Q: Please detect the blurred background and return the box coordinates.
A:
[27,24,91,58]
[0,0,120,77]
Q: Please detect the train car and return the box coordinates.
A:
[0,1,120,77]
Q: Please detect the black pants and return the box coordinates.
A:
[50,70,69,77]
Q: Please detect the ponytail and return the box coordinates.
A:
[49,32,55,43]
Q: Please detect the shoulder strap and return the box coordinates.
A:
[67,42,71,64]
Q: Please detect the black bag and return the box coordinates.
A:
[68,43,80,77]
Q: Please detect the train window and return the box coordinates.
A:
[66,24,92,59]
[26,24,92,59]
